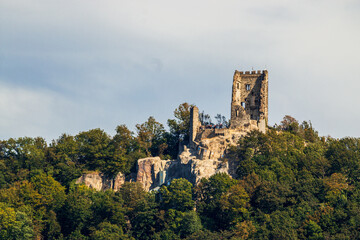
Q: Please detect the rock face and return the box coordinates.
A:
[76,172,125,191]
[136,157,174,191]
[136,147,229,191]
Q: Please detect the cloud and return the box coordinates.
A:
[0,0,359,139]
[0,82,60,140]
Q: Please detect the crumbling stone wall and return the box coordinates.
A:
[131,69,270,191]
[230,70,268,131]
[76,172,125,191]
[190,106,201,149]
[188,69,269,161]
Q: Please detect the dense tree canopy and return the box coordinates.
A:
[0,109,360,239]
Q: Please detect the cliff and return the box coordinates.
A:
[75,172,125,191]
[75,146,232,192]
[136,147,229,191]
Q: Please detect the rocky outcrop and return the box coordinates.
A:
[136,148,229,191]
[76,172,125,191]
[136,157,174,191]
[189,159,228,184]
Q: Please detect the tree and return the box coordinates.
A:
[90,190,126,227]
[120,182,147,213]
[159,178,194,212]
[42,210,63,240]
[0,203,34,240]
[251,181,292,214]
[59,185,94,236]
[136,116,165,157]
[50,134,82,187]
[112,125,144,174]
[0,137,48,175]
[198,111,212,125]
[219,184,250,225]
[178,211,202,238]
[300,121,320,143]
[279,115,299,133]
[76,129,112,170]
[166,103,194,158]
[323,173,352,205]
[30,172,66,211]
[267,210,298,239]
[326,138,360,182]
[113,125,136,155]
[130,193,160,240]
[0,180,42,209]
[195,173,237,230]
[90,221,129,240]
[214,114,229,127]
[303,220,324,240]
[167,103,193,143]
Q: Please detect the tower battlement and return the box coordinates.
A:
[236,70,268,75]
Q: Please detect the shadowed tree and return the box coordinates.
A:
[167,102,194,158]
[136,116,166,157]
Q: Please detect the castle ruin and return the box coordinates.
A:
[135,69,269,190]
[188,70,268,160]
[78,69,269,191]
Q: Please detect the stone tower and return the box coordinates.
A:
[189,106,200,148]
[230,70,268,132]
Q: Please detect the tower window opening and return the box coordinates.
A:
[246,84,251,91]
[241,102,246,108]
[237,83,239,89]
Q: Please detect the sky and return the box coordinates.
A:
[0,0,359,141]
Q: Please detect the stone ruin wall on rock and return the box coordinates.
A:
[189,70,268,161]
[77,70,269,191]
[134,69,269,190]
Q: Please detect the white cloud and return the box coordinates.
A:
[0,0,359,139]
[0,82,57,139]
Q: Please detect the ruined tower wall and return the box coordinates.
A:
[258,70,268,132]
[189,106,200,148]
[188,69,269,161]
[230,70,268,132]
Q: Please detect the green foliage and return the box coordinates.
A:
[219,184,250,225]
[195,173,238,230]
[136,116,166,157]
[59,185,94,236]
[1,112,360,239]
[30,172,66,210]
[76,129,112,171]
[90,222,129,240]
[120,182,147,213]
[90,190,126,227]
[178,211,202,237]
[251,181,292,213]
[129,193,160,240]
[167,102,193,158]
[0,203,34,240]
[326,137,360,182]
[303,220,324,240]
[159,178,194,212]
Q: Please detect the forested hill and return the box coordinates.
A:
[1,103,360,239]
